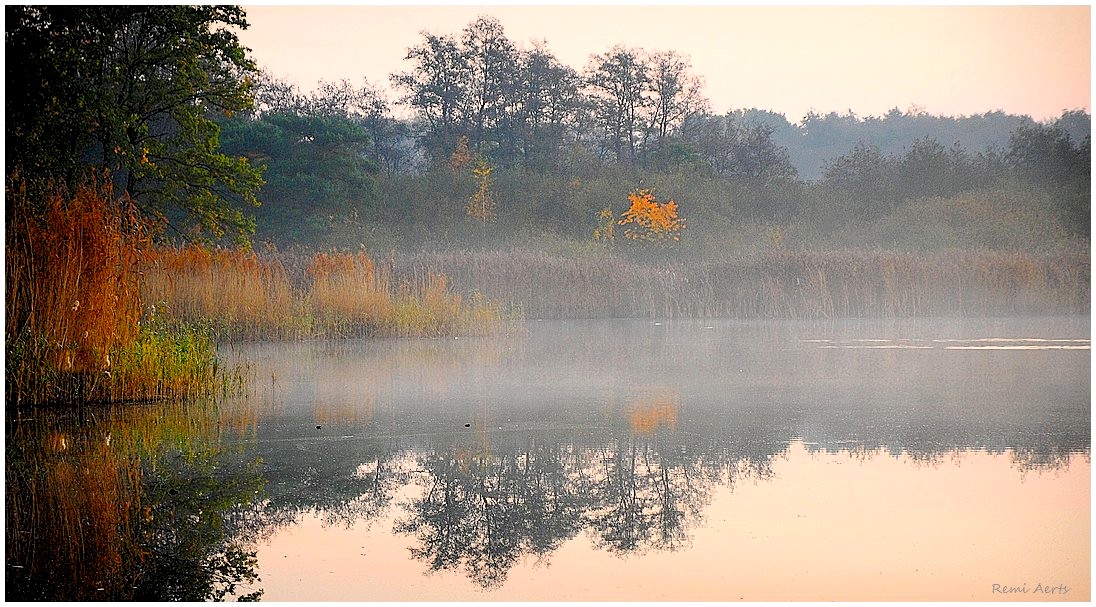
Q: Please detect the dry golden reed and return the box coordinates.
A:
[6,181,241,406]
[398,247,1089,320]
[6,181,144,388]
[141,245,298,339]
[141,246,509,340]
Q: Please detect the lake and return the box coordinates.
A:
[6,317,1090,601]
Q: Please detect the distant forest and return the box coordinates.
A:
[215,15,1089,251]
[8,10,1091,253]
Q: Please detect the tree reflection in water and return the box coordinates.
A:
[392,391,771,587]
[380,399,1085,589]
[582,393,704,555]
[395,435,584,588]
[8,383,1087,597]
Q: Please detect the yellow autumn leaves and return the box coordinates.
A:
[451,136,497,226]
[598,188,686,242]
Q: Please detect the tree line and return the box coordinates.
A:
[218,14,1090,246]
[6,7,1090,249]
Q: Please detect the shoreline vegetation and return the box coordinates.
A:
[7,183,1089,409]
[400,245,1089,320]
[4,8,1089,409]
[5,183,512,407]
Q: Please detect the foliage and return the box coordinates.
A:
[1005,122,1090,234]
[6,5,263,243]
[220,110,377,243]
[820,141,898,218]
[593,207,616,242]
[206,15,1088,253]
[618,188,685,241]
[465,158,497,226]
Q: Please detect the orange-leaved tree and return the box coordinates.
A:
[617,188,685,241]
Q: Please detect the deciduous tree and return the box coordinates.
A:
[618,188,685,241]
[585,46,651,166]
[6,5,263,243]
[391,31,471,164]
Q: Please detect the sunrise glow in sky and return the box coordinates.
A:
[235,4,1090,123]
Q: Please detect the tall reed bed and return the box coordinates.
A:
[396,246,1089,319]
[5,182,232,406]
[140,245,300,338]
[140,246,510,340]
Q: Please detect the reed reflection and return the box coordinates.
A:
[5,400,266,601]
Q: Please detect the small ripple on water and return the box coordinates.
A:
[806,337,1090,351]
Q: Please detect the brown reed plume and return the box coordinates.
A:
[141,245,298,339]
[7,180,147,404]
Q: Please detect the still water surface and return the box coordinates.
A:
[6,317,1090,601]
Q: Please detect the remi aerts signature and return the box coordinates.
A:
[991,582,1070,596]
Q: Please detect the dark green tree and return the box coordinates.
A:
[728,122,801,220]
[220,111,377,243]
[1006,122,1090,234]
[898,137,956,200]
[1006,123,1089,190]
[6,5,263,243]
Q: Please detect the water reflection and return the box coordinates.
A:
[5,400,266,601]
[396,439,583,588]
[246,413,1085,592]
[7,317,1089,600]
[233,318,1087,596]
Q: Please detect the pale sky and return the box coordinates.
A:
[235,4,1090,123]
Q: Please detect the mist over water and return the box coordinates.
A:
[7,316,1088,600]
[237,316,1089,454]
[217,316,1088,600]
